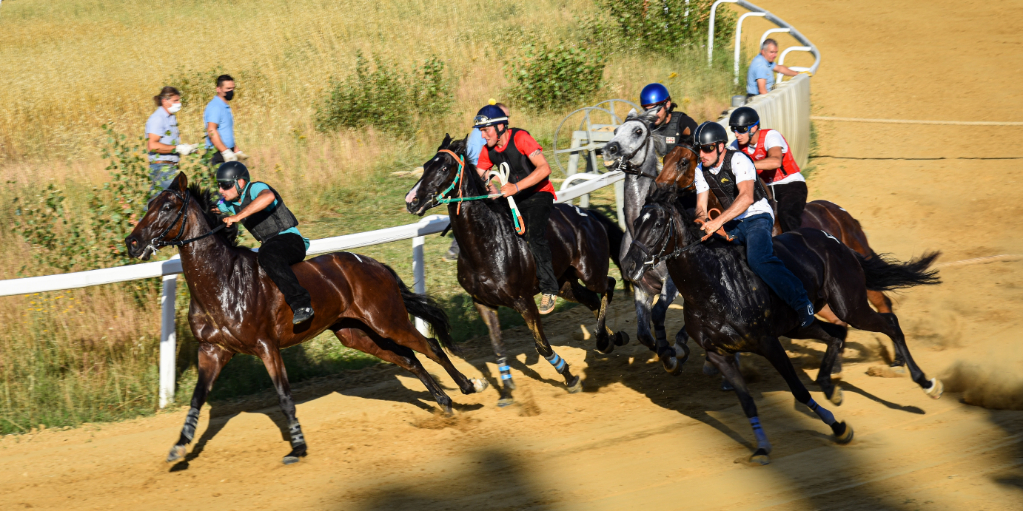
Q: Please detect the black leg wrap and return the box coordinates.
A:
[181,407,200,443]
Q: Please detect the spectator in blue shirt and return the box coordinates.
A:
[746,39,800,98]
[145,86,197,190]
[204,74,248,165]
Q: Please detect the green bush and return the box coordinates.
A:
[508,43,605,111]
[314,52,451,136]
[585,0,736,53]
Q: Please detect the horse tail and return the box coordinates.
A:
[587,209,625,274]
[855,251,941,292]
[381,264,458,354]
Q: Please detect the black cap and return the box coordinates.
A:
[216,161,250,183]
[729,106,760,128]
[694,122,728,146]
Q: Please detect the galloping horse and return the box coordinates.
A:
[658,143,905,366]
[601,107,690,376]
[623,186,942,463]
[406,135,628,406]
[125,173,487,465]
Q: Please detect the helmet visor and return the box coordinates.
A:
[473,114,508,128]
[730,122,758,134]
[218,181,235,190]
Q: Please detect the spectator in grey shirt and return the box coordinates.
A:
[145,86,197,190]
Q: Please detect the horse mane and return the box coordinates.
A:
[186,182,241,247]
[442,135,491,199]
[646,184,705,241]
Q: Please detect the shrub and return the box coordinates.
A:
[314,52,451,136]
[585,0,736,53]
[508,43,605,111]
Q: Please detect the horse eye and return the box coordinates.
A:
[162,203,171,211]
[634,128,642,136]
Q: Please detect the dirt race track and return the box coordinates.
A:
[3,0,1023,509]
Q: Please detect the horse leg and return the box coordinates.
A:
[838,307,941,398]
[707,350,771,465]
[758,336,854,445]
[372,319,487,397]
[333,327,456,413]
[786,321,848,405]
[517,299,582,393]
[652,276,689,375]
[254,344,308,464]
[633,286,657,351]
[566,279,625,355]
[167,343,233,463]
[475,302,515,407]
[866,290,904,367]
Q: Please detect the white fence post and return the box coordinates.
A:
[411,236,428,336]
[734,12,767,85]
[159,274,178,408]
[709,0,739,65]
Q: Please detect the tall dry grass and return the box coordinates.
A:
[0,0,738,433]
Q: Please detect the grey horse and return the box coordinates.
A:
[602,107,690,374]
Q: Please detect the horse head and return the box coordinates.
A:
[125,172,194,260]
[602,107,662,178]
[406,133,471,216]
[657,144,700,192]
[622,185,701,280]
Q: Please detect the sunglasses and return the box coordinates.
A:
[218,181,235,190]
[698,144,719,154]
[730,123,758,134]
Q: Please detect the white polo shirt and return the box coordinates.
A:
[694,151,774,220]
[728,131,805,186]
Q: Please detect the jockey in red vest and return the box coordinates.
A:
[727,107,807,232]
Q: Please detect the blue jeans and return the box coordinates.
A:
[726,213,812,312]
[149,163,178,191]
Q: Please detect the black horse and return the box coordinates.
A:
[406,135,628,406]
[622,186,941,464]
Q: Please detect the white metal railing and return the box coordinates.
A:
[709,0,821,76]
[0,174,624,408]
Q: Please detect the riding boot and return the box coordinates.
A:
[257,233,314,322]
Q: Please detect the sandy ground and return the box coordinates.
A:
[3,0,1023,509]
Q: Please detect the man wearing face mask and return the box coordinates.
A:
[204,74,248,165]
[146,86,198,190]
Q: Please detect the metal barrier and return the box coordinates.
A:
[709,0,821,75]
[0,173,624,408]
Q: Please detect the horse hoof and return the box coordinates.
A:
[471,378,489,393]
[167,445,187,463]
[703,360,720,377]
[566,376,583,394]
[749,448,771,465]
[595,340,615,355]
[613,331,630,346]
[663,356,684,376]
[832,421,854,444]
[673,343,687,358]
[924,378,944,399]
[497,397,515,408]
[721,379,734,392]
[828,385,844,406]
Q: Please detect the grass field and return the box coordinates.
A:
[0,0,739,434]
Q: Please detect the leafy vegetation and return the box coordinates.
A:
[508,43,606,111]
[584,0,736,53]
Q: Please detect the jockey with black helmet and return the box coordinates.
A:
[692,122,816,327]
[472,104,561,315]
[728,106,807,232]
[215,162,315,324]
[640,83,699,155]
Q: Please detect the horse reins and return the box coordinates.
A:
[433,149,499,214]
[147,189,225,252]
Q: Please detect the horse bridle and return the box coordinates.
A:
[144,189,224,253]
[611,124,659,178]
[632,201,704,267]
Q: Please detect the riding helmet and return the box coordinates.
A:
[473,105,508,129]
[640,83,671,108]
[216,161,250,183]
[729,106,760,129]
[694,121,729,146]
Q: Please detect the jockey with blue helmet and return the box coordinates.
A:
[640,83,699,155]
[473,104,561,314]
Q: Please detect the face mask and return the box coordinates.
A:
[168,102,182,114]
[224,90,235,101]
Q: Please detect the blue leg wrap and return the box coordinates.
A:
[545,352,568,374]
[496,357,513,381]
[807,398,837,425]
[749,416,770,449]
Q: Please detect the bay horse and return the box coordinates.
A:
[125,172,487,465]
[658,143,905,367]
[406,135,628,407]
[601,107,690,376]
[622,186,942,464]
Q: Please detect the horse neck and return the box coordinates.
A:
[624,174,655,236]
[176,204,242,288]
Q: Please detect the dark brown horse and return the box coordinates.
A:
[406,135,628,406]
[660,145,904,365]
[125,173,487,465]
[622,185,942,464]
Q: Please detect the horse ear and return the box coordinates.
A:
[168,172,188,192]
[625,108,638,120]
[439,133,452,150]
[640,106,661,125]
